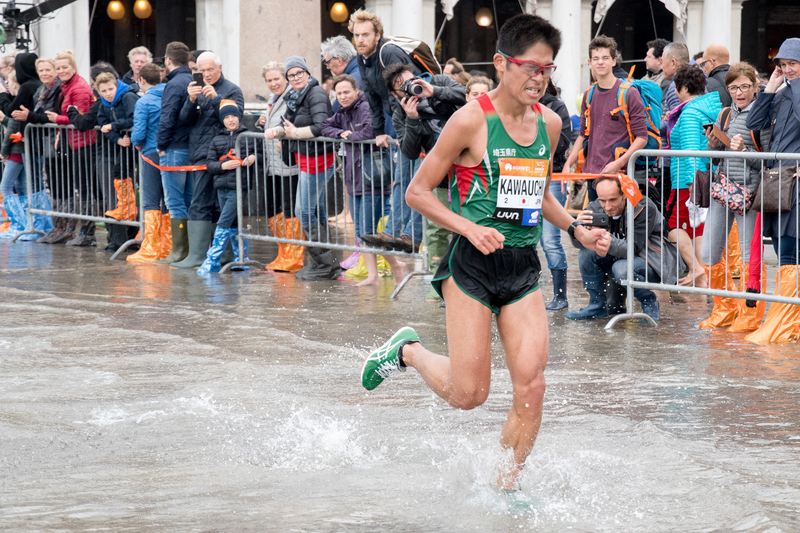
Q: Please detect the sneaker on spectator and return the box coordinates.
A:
[360,326,419,391]
[388,235,417,253]
[360,232,394,250]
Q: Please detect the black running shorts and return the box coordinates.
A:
[431,235,542,314]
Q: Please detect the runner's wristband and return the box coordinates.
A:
[568,220,581,239]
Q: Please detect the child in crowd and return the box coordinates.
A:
[198,99,259,274]
[95,71,140,252]
[128,63,170,263]
[465,76,494,101]
[321,74,405,287]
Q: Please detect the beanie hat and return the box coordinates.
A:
[284,55,309,78]
[219,99,242,120]
[773,38,800,66]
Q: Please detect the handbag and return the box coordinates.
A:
[360,146,393,192]
[689,169,712,208]
[751,166,798,213]
[711,173,754,216]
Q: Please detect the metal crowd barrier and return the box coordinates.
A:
[223,132,429,298]
[0,128,9,225]
[606,149,800,330]
[14,123,144,259]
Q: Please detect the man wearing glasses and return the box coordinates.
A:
[699,44,732,107]
[564,35,649,203]
[360,14,609,492]
[320,36,363,112]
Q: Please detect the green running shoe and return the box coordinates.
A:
[360,326,420,391]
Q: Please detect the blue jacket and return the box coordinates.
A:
[97,80,139,144]
[156,65,193,152]
[668,92,721,189]
[131,83,165,155]
[332,57,364,113]
[179,73,244,164]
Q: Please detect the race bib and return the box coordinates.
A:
[493,157,549,226]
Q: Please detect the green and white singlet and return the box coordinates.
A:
[450,93,551,248]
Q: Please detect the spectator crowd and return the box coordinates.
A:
[0,9,797,343]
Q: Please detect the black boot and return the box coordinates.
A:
[295,224,341,280]
[39,199,66,244]
[545,269,569,311]
[606,278,627,316]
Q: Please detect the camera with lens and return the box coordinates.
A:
[402,79,424,98]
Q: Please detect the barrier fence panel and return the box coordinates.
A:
[222,132,429,297]
[606,149,800,331]
[0,128,8,226]
[15,123,143,258]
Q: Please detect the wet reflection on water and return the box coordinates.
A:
[1,239,799,532]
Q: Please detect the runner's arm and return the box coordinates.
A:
[406,103,505,255]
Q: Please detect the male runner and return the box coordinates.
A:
[360,14,610,490]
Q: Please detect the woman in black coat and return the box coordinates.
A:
[264,55,339,280]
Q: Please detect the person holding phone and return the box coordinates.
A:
[701,62,771,333]
[565,175,682,323]
[171,50,244,270]
[744,38,800,343]
[664,65,722,288]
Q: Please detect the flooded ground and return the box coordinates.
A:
[1,235,799,532]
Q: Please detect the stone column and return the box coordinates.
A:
[701,0,731,52]
[392,0,423,40]
[579,0,593,105]
[730,0,744,64]
[685,0,704,57]
[237,0,321,102]
[551,0,583,116]
[366,0,394,36]
[196,0,241,85]
[36,1,91,79]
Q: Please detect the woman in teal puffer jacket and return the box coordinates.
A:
[665,65,722,287]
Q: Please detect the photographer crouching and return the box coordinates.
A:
[360,63,465,254]
[565,176,685,323]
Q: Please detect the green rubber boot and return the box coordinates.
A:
[172,220,214,269]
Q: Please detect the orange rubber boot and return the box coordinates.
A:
[728,221,742,285]
[745,266,800,343]
[699,262,739,328]
[127,210,162,263]
[105,179,124,220]
[265,215,304,272]
[727,262,767,333]
[157,213,172,260]
[120,177,138,221]
[264,214,286,270]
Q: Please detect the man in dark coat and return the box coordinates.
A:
[155,41,195,264]
[349,9,425,251]
[170,51,244,269]
[700,44,732,108]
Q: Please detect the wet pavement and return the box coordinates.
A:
[1,232,799,532]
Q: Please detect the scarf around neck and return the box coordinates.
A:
[284,76,316,114]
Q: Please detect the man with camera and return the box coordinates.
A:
[384,63,466,163]
[565,175,683,323]
[367,63,466,255]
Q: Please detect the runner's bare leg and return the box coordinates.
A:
[401,276,493,408]
[495,289,549,489]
